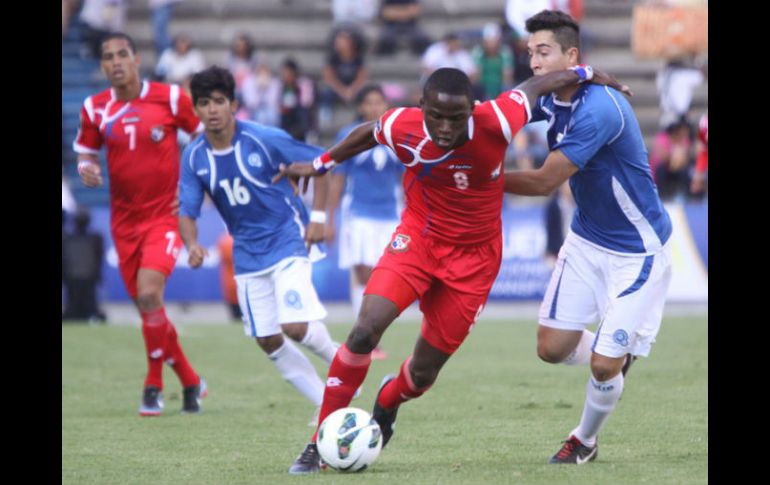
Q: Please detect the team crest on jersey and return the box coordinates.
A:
[508,91,524,105]
[247,153,262,167]
[151,126,165,142]
[389,234,411,253]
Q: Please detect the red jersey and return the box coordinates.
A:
[73,80,201,236]
[373,89,530,245]
[695,113,708,174]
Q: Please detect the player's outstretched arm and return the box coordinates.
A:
[179,216,208,269]
[515,66,631,111]
[272,121,378,187]
[503,149,578,196]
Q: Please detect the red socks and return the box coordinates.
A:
[312,344,372,442]
[377,356,431,410]
[140,307,199,389]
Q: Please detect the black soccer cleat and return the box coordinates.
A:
[548,435,598,465]
[288,443,321,474]
[372,374,399,449]
[181,378,207,414]
[139,385,164,417]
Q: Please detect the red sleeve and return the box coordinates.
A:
[695,147,708,173]
[485,89,531,145]
[171,85,202,134]
[73,97,102,155]
[373,107,404,151]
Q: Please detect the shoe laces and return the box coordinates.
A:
[298,444,319,465]
[556,437,580,459]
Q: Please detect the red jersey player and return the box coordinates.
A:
[74,33,206,416]
[278,66,630,473]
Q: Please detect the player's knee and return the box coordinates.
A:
[136,292,162,312]
[281,323,307,342]
[409,366,438,389]
[256,334,284,354]
[345,325,380,354]
[537,341,566,364]
[590,357,622,381]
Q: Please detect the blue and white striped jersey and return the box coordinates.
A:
[179,120,323,274]
[531,84,672,254]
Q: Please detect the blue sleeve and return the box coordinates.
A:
[178,145,205,219]
[529,97,546,123]
[554,100,620,170]
[265,126,324,168]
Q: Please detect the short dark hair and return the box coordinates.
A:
[100,32,137,56]
[356,84,385,105]
[423,68,473,103]
[525,10,581,52]
[189,66,236,105]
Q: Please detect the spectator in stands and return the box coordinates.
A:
[62,208,106,322]
[421,33,477,82]
[374,0,432,56]
[319,28,369,128]
[228,33,258,94]
[217,233,242,322]
[155,34,206,85]
[472,22,515,100]
[333,0,378,26]
[79,0,127,59]
[240,54,282,126]
[656,55,705,128]
[150,0,184,56]
[505,0,584,83]
[62,0,81,38]
[690,111,708,196]
[280,58,317,141]
[649,116,693,201]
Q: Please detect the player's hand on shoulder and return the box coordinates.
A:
[187,243,208,269]
[590,68,633,97]
[78,160,103,187]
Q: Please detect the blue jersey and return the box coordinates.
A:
[531,84,672,254]
[179,120,324,274]
[333,123,404,220]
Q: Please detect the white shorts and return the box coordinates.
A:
[539,232,673,358]
[338,216,399,269]
[235,257,327,338]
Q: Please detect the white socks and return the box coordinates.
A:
[562,330,595,365]
[300,320,338,364]
[268,339,324,406]
[573,372,624,447]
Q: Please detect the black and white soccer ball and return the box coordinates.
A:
[316,407,383,472]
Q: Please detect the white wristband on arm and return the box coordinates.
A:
[309,210,327,224]
[570,64,594,83]
[312,153,337,174]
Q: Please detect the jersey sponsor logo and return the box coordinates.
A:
[612,329,629,347]
[326,377,343,387]
[389,233,411,253]
[247,153,262,167]
[448,163,473,170]
[284,290,303,310]
[509,91,524,105]
[151,126,165,142]
[122,117,140,124]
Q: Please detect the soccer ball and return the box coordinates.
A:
[316,407,383,472]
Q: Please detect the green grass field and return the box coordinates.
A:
[62,315,707,485]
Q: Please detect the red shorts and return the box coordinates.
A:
[364,223,502,355]
[113,221,182,298]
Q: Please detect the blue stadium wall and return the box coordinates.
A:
[84,200,707,303]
